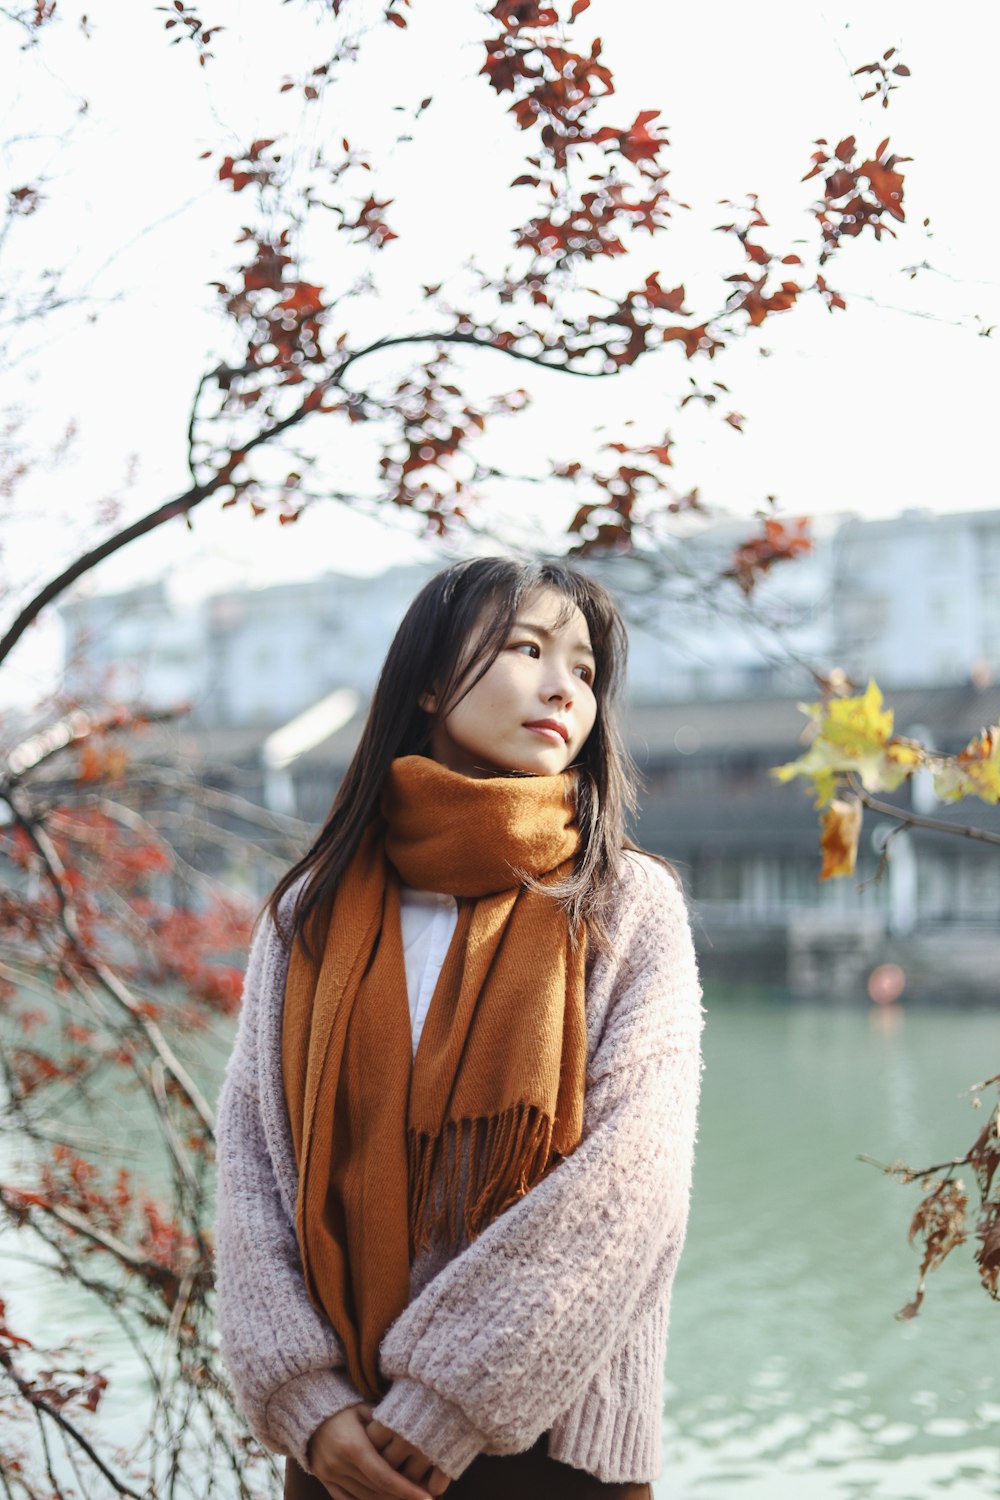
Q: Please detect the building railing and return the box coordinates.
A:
[690,899,1000,930]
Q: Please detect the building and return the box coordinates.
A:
[60,565,439,727]
[52,674,998,1001]
[58,506,1000,726]
[59,580,207,713]
[49,507,1000,1000]
[832,506,1000,690]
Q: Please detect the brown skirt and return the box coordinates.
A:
[285,1430,652,1499]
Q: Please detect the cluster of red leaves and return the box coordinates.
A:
[554,431,706,556]
[155,1,223,66]
[341,193,397,248]
[481,1,678,295]
[714,192,810,330]
[898,1078,1000,1317]
[25,1364,109,1415]
[187,12,914,575]
[901,1081,1000,1314]
[720,515,814,595]
[55,834,246,1015]
[6,1044,89,1100]
[898,1178,967,1322]
[216,138,279,195]
[133,901,250,1017]
[136,1196,198,1275]
[38,1150,133,1243]
[0,717,251,1013]
[0,1296,109,1416]
[43,804,170,925]
[3,1148,201,1304]
[76,740,131,782]
[457,0,731,378]
[207,130,398,420]
[476,4,859,377]
[803,133,911,264]
[211,223,329,389]
[377,351,529,533]
[854,45,911,109]
[970,1097,1000,1302]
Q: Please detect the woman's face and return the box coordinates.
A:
[423,586,599,778]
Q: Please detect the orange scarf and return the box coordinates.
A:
[281,754,588,1401]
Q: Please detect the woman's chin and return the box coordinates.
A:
[497,747,569,777]
[436,734,568,778]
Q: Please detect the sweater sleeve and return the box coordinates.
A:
[370,854,705,1479]
[213,907,365,1473]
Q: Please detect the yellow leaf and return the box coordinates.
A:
[933,725,1000,804]
[813,768,837,809]
[771,681,924,805]
[884,738,922,769]
[821,678,893,757]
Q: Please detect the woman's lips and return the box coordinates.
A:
[524,723,567,744]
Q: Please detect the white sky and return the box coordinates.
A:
[1,0,998,709]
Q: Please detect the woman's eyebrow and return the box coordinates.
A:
[513,620,596,659]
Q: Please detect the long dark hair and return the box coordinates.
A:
[259,556,678,960]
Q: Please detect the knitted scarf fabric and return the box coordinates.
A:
[281,753,588,1401]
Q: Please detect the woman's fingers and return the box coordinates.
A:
[320,1464,419,1500]
[309,1407,436,1500]
[376,1437,430,1477]
[400,1453,435,1485]
[363,1419,394,1450]
[354,1417,450,1496]
[319,1482,374,1500]
[352,1441,436,1500]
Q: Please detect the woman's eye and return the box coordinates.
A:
[511,641,541,657]
[575,665,594,683]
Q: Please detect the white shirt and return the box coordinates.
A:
[399,884,459,1057]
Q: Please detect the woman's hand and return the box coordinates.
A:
[365,1418,451,1498]
[306,1404,451,1500]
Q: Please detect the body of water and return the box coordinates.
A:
[2,986,997,1497]
[660,987,999,1498]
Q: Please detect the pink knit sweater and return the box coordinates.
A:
[213,850,705,1484]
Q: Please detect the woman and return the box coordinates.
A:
[214,557,705,1500]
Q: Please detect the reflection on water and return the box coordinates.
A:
[2,987,998,1496]
[658,988,1000,1498]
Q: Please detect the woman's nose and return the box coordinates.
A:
[544,668,576,703]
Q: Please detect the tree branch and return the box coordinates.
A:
[1,320,628,671]
[0,1348,144,1500]
[0,787,216,1133]
[848,777,1000,848]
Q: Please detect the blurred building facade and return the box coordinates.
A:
[59,564,439,725]
[832,507,1000,689]
[52,506,1000,1000]
[59,505,1000,722]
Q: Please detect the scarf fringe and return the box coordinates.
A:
[408,1103,559,1258]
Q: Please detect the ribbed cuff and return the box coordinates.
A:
[371,1376,487,1480]
[265,1367,366,1473]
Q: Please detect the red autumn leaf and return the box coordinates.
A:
[280,281,325,315]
